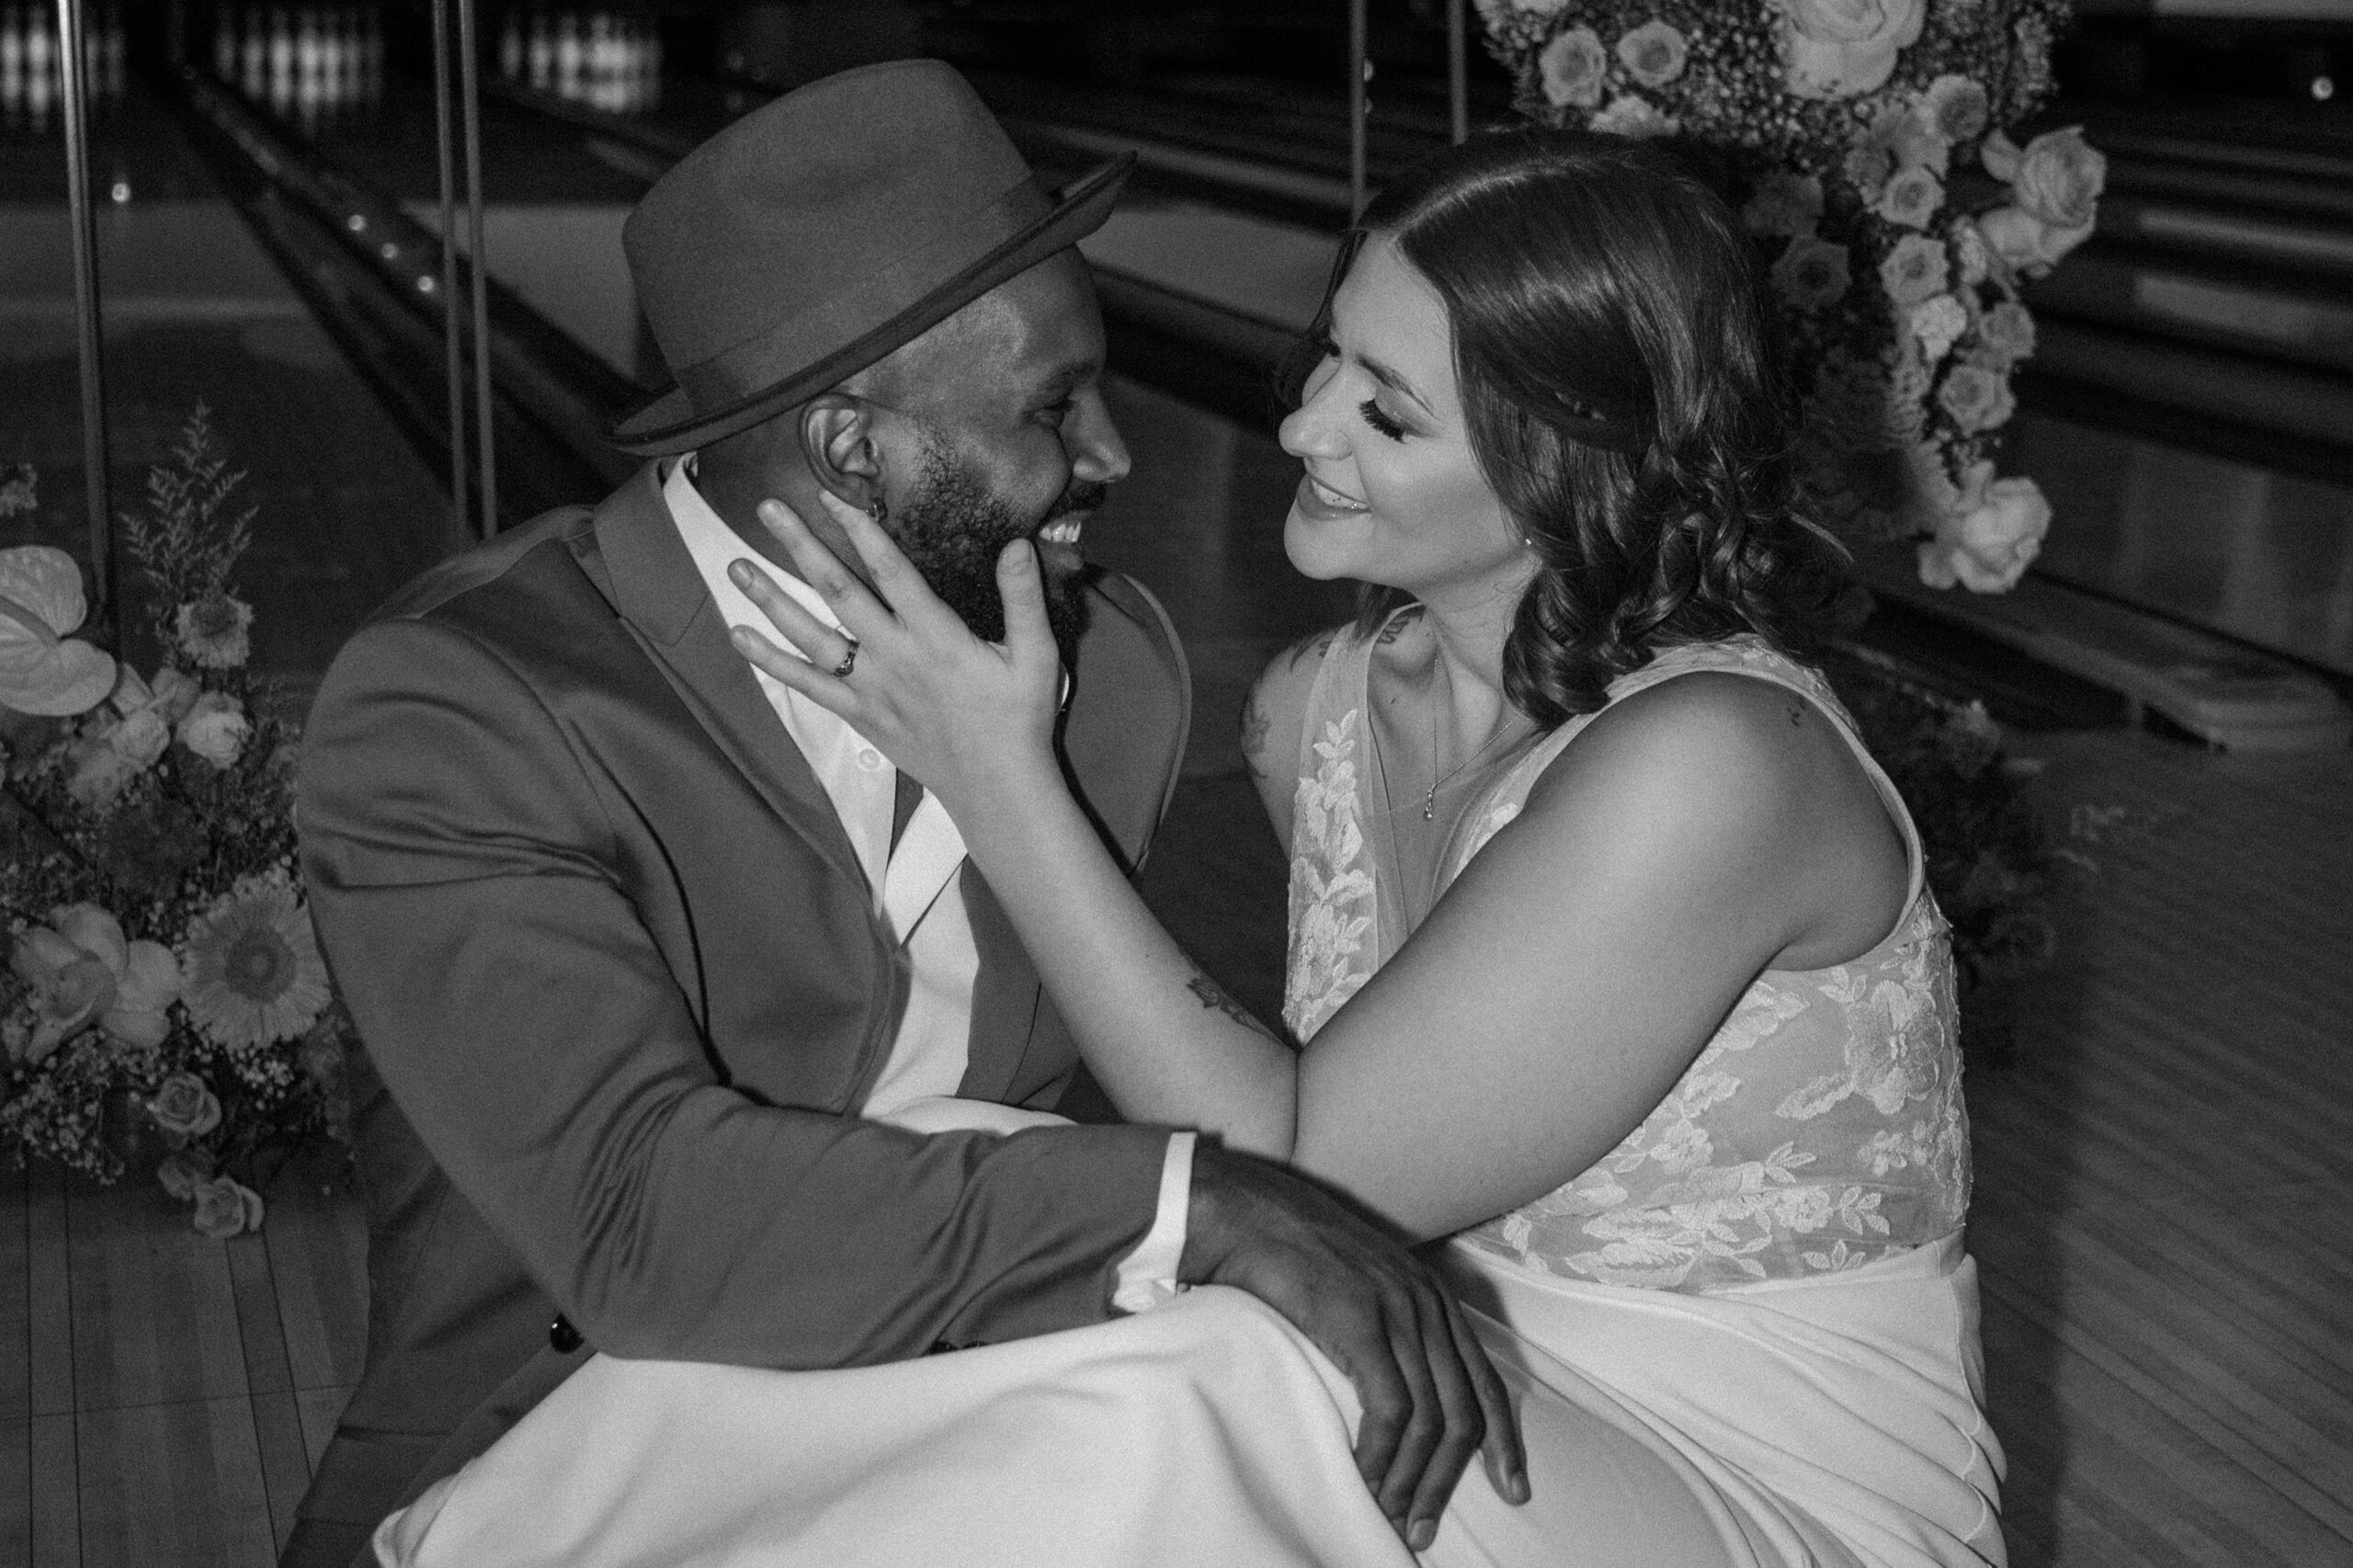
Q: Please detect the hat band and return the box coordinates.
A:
[673,174,1054,413]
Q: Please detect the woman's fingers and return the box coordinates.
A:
[995,540,1060,669]
[822,490,971,641]
[755,497,893,638]
[727,559,856,668]
[729,623,853,719]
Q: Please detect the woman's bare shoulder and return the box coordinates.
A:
[1241,625,1347,780]
[1240,623,1352,844]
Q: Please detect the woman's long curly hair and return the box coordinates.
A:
[1323,127,1847,726]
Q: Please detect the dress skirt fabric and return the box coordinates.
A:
[375,1103,2003,1568]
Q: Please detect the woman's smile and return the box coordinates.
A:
[1294,472,1370,519]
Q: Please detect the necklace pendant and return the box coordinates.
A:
[1423,788,1437,822]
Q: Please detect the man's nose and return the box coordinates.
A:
[1070,391,1131,486]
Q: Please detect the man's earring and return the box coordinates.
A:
[868,497,888,526]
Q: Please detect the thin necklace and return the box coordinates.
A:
[1418,706,1533,820]
[1373,687,1532,823]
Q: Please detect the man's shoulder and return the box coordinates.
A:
[371,503,605,631]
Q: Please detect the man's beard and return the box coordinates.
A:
[881,434,1097,665]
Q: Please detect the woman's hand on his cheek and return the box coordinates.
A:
[724,490,1066,816]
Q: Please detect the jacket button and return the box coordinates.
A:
[550,1314,584,1353]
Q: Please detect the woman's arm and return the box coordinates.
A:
[732,498,1891,1238]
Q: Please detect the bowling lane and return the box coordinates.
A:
[1,71,459,694]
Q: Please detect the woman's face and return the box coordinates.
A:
[1279,235,1531,610]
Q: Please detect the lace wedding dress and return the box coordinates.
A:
[374,631,2005,1568]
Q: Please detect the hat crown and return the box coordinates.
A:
[625,61,1036,377]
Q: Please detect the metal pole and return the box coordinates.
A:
[1448,0,1469,145]
[1348,0,1368,221]
[430,0,471,540]
[457,0,496,536]
[55,0,112,631]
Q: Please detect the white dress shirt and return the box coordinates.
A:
[664,458,1189,1312]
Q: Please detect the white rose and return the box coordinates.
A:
[2011,126,2106,231]
[110,704,171,768]
[1977,205,2092,279]
[1779,0,1925,100]
[1910,294,1969,362]
[1918,470,2050,593]
[1538,27,1608,109]
[149,666,202,726]
[177,691,252,769]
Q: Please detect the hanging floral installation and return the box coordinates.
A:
[1476,0,2104,592]
[1,406,351,1233]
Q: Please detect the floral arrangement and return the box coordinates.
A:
[1,405,350,1234]
[1475,0,2105,593]
[1821,650,2060,1065]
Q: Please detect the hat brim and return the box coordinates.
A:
[609,153,1135,457]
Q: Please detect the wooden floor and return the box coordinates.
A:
[5,373,2349,1564]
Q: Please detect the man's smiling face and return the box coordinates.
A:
[865,250,1130,648]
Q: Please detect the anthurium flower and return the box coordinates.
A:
[0,545,117,717]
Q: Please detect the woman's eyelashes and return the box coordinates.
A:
[1358,399,1408,441]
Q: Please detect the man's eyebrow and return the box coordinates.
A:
[1358,352,1433,416]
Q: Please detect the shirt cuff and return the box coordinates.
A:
[1109,1131,1194,1315]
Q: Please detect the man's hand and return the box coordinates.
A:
[1181,1142,1528,1551]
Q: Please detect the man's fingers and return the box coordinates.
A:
[1400,1290,1489,1548]
[1451,1301,1529,1507]
[1374,1289,1452,1543]
[1336,1299,1410,1498]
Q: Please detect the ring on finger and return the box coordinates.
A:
[830,638,859,679]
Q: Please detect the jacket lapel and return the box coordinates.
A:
[577,465,868,893]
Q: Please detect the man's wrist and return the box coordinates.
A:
[1109,1130,1194,1314]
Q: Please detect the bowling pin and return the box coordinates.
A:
[555,9,578,100]
[499,7,520,81]
[2,7,22,125]
[241,6,263,94]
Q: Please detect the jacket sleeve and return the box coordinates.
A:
[297,613,1170,1369]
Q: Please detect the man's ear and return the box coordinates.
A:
[799,393,881,512]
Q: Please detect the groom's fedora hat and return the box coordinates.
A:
[611,60,1132,456]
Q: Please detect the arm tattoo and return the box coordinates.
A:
[1186,973,1282,1044]
[1284,630,1336,672]
[1239,687,1273,781]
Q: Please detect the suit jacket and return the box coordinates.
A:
[286,464,1192,1556]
